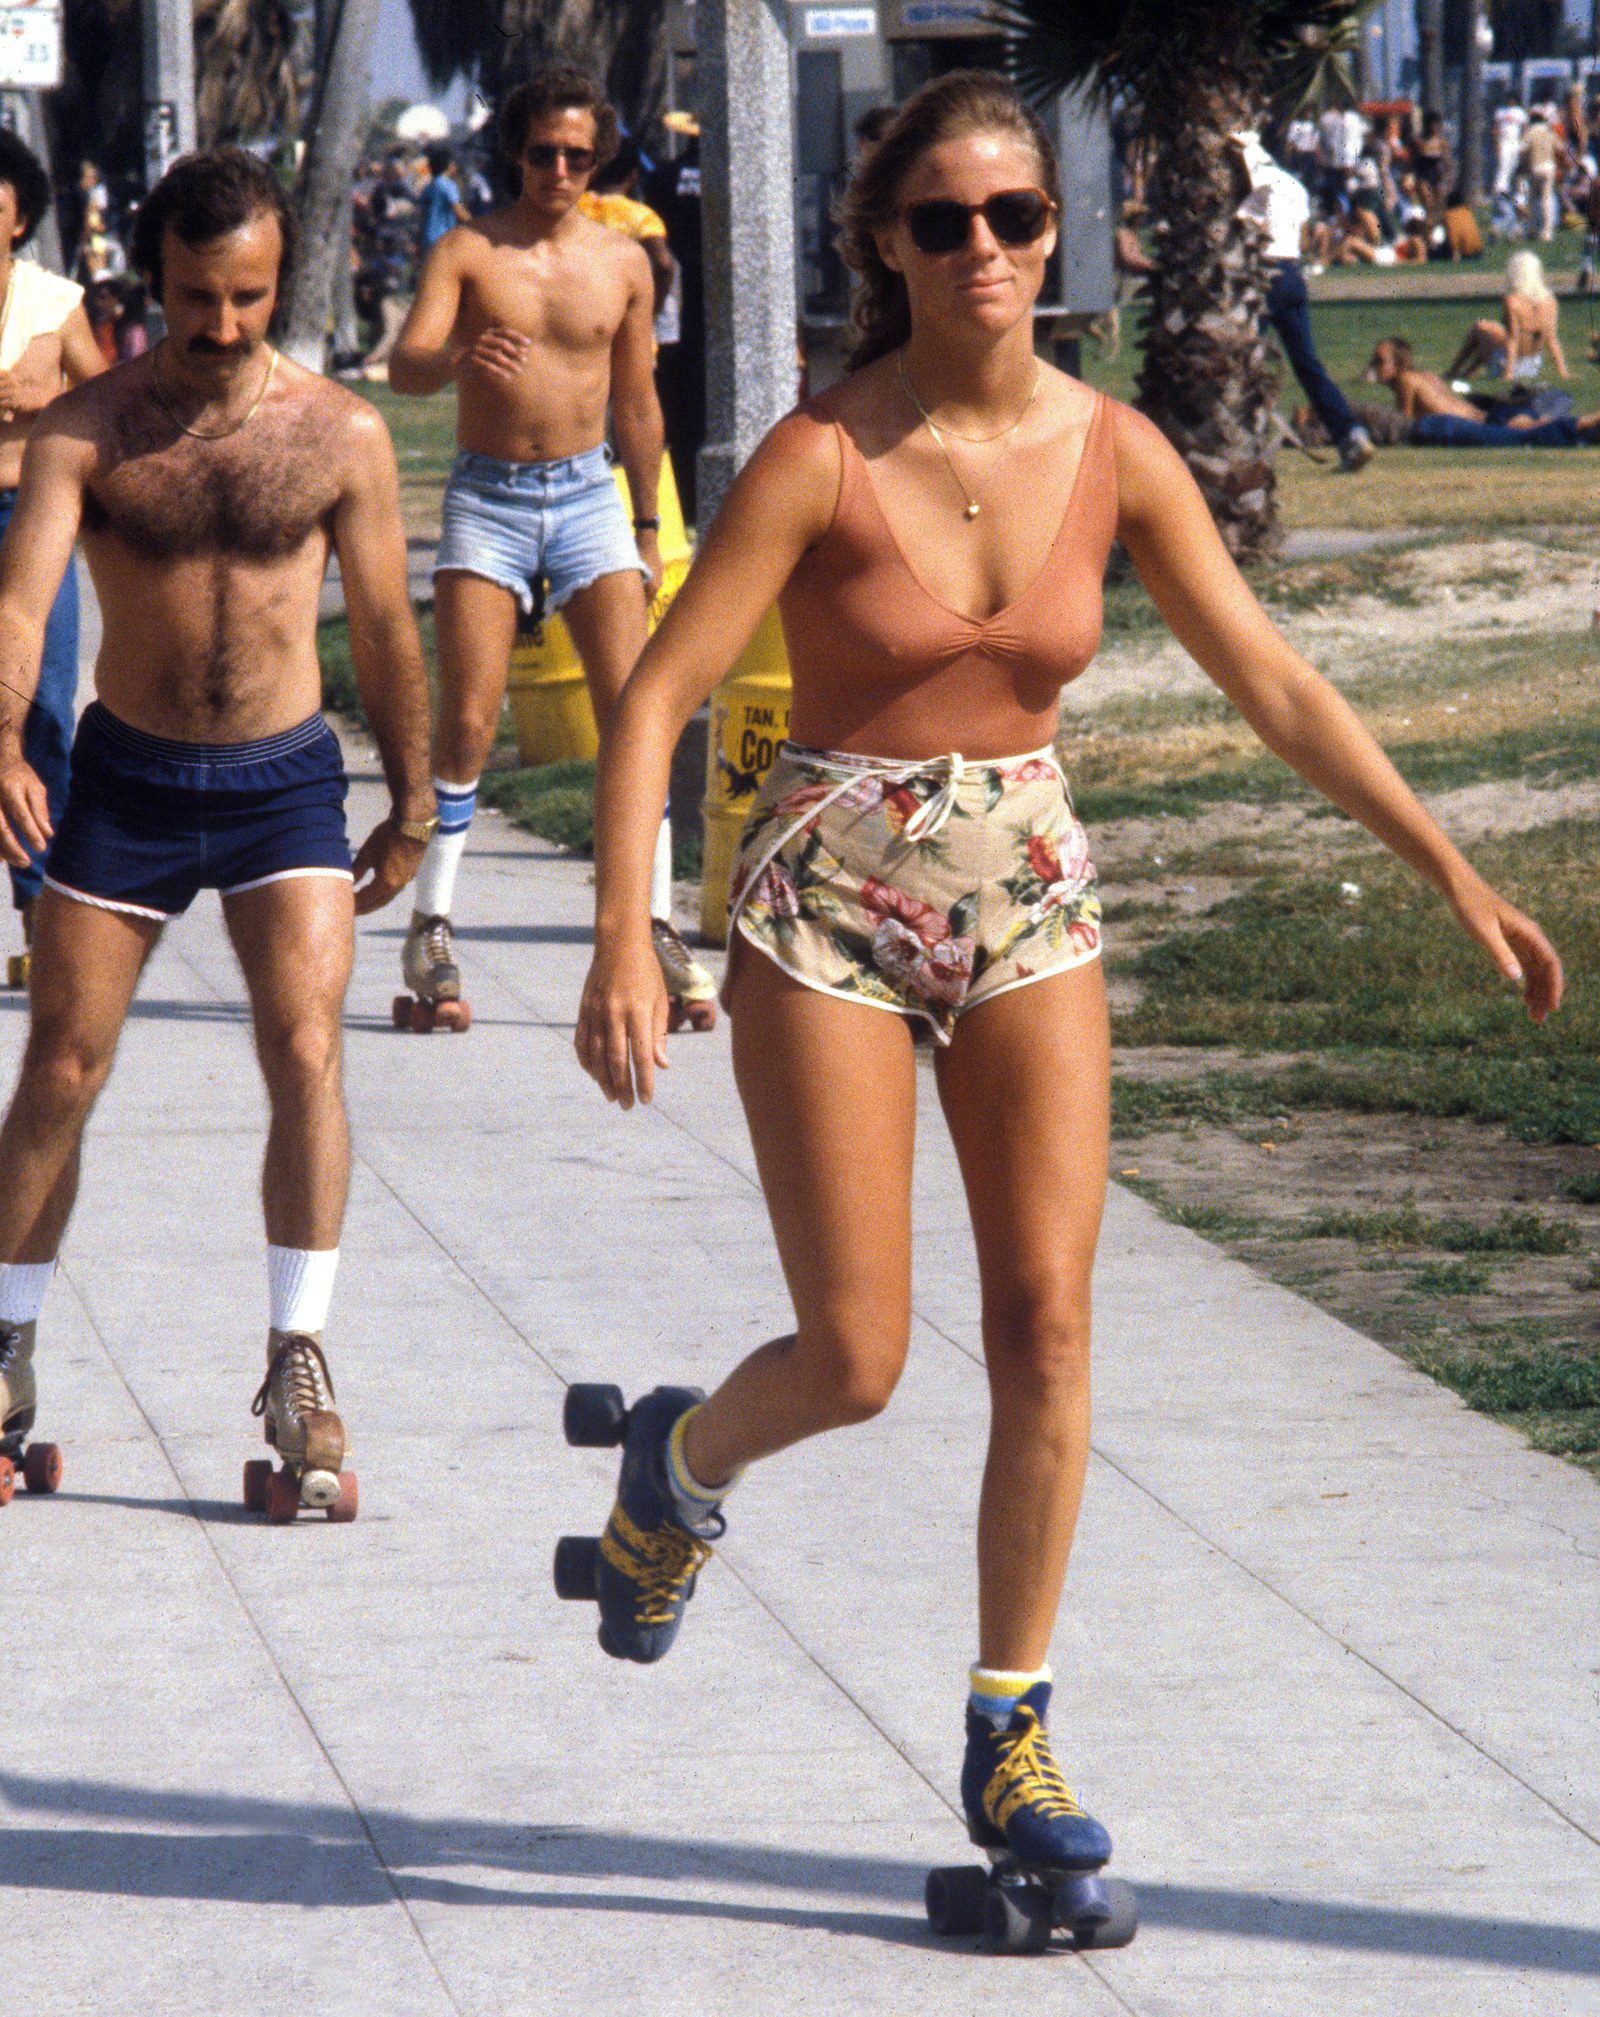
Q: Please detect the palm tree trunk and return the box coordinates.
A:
[280,0,378,371]
[1417,0,1444,118]
[1459,0,1486,202]
[1137,72,1281,562]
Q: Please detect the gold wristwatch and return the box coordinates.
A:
[392,811,440,844]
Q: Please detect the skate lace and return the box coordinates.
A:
[603,1503,723,1623]
[251,1336,336,1429]
[421,914,454,964]
[985,1709,1085,1831]
[0,1329,15,1372]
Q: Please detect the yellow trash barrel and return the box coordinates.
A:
[699,607,792,947]
[504,459,691,766]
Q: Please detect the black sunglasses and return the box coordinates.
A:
[524,142,596,173]
[903,188,1056,256]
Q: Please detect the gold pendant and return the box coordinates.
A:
[964,501,980,520]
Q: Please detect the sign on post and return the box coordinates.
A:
[0,0,61,89]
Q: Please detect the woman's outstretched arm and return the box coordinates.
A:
[577,411,841,1107]
[1112,401,1563,1023]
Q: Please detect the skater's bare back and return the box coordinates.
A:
[1,352,399,743]
[391,207,653,464]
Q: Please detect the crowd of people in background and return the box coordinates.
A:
[14,71,1600,506]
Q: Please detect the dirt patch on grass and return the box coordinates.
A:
[1081,539,1600,1482]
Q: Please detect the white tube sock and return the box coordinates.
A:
[649,809,673,921]
[267,1247,340,1336]
[0,1261,53,1324]
[414,776,478,917]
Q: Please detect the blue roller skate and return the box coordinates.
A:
[925,1681,1136,1954]
[553,1383,725,1664]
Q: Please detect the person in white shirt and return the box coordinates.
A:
[1235,132,1372,471]
[1494,100,1529,196]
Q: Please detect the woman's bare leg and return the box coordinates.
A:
[933,960,1110,1673]
[1447,318,1506,380]
[681,951,919,1488]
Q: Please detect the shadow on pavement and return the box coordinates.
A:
[38,1491,255,1523]
[362,921,594,947]
[1,1773,1596,1970]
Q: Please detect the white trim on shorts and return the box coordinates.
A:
[42,876,170,921]
[43,864,354,920]
[729,913,1100,1044]
[218,866,355,898]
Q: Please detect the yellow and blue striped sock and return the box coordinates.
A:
[969,1662,1051,1728]
[666,1404,740,1523]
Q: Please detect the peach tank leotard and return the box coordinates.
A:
[776,387,1118,757]
[723,388,1119,1039]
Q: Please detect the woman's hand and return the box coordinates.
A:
[1448,877,1564,1025]
[575,928,671,1109]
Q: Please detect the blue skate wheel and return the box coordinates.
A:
[1064,1875,1137,1949]
[563,1384,627,1447]
[553,1534,601,1600]
[984,1879,1051,1954]
[925,1864,988,1937]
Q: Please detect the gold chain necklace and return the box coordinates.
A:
[898,350,1042,520]
[152,345,277,440]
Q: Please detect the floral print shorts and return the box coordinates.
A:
[724,742,1101,1044]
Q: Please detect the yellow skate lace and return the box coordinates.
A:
[251,1336,336,1431]
[601,1503,716,1624]
[984,1708,1086,1832]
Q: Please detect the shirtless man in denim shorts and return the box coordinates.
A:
[389,64,715,1031]
[0,149,434,1517]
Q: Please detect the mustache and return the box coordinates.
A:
[187,335,251,357]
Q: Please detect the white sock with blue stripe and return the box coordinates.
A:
[414,776,478,916]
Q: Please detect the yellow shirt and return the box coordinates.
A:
[577,192,668,243]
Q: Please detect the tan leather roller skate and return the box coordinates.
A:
[0,1319,63,1502]
[394,909,471,1033]
[246,1330,357,1523]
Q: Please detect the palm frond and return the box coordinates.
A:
[991,0,1367,112]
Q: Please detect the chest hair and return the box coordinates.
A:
[83,396,340,563]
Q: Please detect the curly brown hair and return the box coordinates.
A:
[498,66,620,172]
[837,71,1059,372]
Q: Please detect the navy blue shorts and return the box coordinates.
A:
[45,704,352,921]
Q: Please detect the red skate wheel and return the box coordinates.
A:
[0,1455,14,1505]
[267,1468,301,1523]
[325,1471,358,1523]
[392,994,415,1029]
[22,1441,62,1493]
[433,999,470,1032]
[242,1457,273,1512]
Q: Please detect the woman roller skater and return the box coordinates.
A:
[573,72,1562,1885]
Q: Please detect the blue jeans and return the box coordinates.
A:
[3,487,79,909]
[1409,413,1581,448]
[1265,261,1359,447]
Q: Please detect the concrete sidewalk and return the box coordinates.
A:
[2,609,1598,2015]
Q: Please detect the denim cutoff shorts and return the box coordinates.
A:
[433,445,646,613]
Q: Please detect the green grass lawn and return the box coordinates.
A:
[1077,282,1600,533]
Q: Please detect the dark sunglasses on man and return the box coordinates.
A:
[903,187,1056,256]
[524,142,597,173]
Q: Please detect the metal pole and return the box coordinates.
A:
[695,0,797,532]
[141,0,198,190]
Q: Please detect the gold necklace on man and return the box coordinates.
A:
[152,343,278,441]
[898,350,1042,520]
